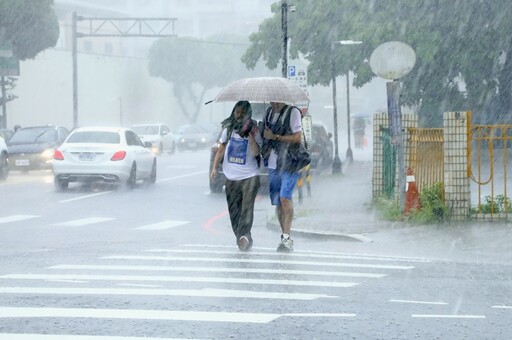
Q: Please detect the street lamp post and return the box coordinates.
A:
[331,41,342,174]
[281,1,288,78]
[331,40,362,168]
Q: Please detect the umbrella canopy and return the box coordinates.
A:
[213,76,310,104]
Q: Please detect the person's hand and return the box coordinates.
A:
[210,168,217,180]
[264,127,275,140]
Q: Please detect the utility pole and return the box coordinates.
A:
[281,1,288,78]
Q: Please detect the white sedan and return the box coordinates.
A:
[52,127,156,190]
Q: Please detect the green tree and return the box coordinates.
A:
[148,35,272,124]
[242,0,512,126]
[0,0,59,60]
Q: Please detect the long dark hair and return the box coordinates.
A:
[221,101,252,131]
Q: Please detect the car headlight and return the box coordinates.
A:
[41,148,55,160]
[201,137,206,142]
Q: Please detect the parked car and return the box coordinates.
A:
[0,128,14,142]
[209,127,268,194]
[131,123,176,155]
[309,123,334,171]
[7,125,69,172]
[52,127,156,190]
[0,136,8,180]
[175,124,215,151]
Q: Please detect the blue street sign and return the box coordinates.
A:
[288,65,296,77]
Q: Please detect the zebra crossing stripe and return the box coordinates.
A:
[1,273,358,288]
[146,248,424,263]
[52,218,114,227]
[102,255,414,270]
[49,264,386,278]
[0,306,355,324]
[0,287,337,301]
[0,334,190,340]
[0,215,39,224]
[135,220,189,230]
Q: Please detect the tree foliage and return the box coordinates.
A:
[148,36,272,124]
[242,0,512,126]
[0,0,59,60]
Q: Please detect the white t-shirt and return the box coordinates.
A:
[267,106,303,170]
[219,128,262,181]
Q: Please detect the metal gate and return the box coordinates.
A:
[468,117,512,218]
[408,128,444,194]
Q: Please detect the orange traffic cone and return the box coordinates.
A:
[405,167,421,214]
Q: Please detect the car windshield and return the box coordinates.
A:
[9,127,57,143]
[132,125,159,135]
[66,131,120,144]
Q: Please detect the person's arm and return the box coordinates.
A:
[210,143,226,180]
[248,129,260,156]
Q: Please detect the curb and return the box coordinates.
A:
[266,220,373,243]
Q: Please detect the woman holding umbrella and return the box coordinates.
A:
[210,101,262,251]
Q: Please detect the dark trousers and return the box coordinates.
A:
[225,175,260,240]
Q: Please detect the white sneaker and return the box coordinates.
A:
[277,236,294,252]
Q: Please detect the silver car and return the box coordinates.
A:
[52,127,156,190]
[131,123,176,155]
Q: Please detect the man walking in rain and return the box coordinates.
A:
[262,102,303,252]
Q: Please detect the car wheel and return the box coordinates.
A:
[144,160,157,186]
[0,154,9,180]
[126,163,137,189]
[54,177,68,191]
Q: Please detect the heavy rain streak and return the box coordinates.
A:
[0,1,511,339]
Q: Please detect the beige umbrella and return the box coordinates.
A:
[212,76,310,104]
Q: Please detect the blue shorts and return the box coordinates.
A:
[268,168,300,205]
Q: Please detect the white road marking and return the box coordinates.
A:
[147,248,422,263]
[0,334,191,340]
[59,191,112,203]
[183,244,431,263]
[411,314,486,319]
[52,217,114,227]
[1,274,358,288]
[0,215,39,224]
[157,170,207,183]
[389,299,448,305]
[116,283,162,288]
[102,255,414,270]
[491,305,512,309]
[0,307,353,324]
[0,287,337,300]
[45,280,88,284]
[49,264,386,278]
[136,220,189,230]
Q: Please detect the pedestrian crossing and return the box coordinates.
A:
[0,243,427,339]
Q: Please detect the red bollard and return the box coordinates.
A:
[405,167,421,214]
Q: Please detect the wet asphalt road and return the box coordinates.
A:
[0,149,510,339]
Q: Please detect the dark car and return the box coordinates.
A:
[309,124,333,170]
[7,125,69,172]
[209,127,268,193]
[175,124,215,151]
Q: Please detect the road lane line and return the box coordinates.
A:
[491,305,512,309]
[136,220,189,230]
[52,217,114,227]
[156,170,207,183]
[59,191,112,203]
[102,255,414,270]
[0,287,337,300]
[389,299,448,305]
[147,248,424,263]
[0,215,39,224]
[49,264,386,278]
[412,314,486,319]
[1,274,358,288]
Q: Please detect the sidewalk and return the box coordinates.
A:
[266,159,386,242]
